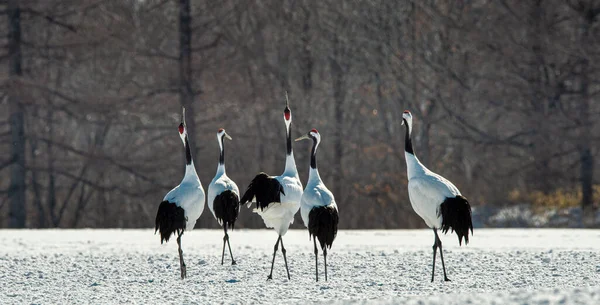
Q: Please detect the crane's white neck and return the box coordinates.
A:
[215,162,226,177]
[403,117,414,155]
[283,152,299,177]
[308,166,321,182]
[217,134,226,174]
[180,132,200,184]
[405,152,426,180]
[183,160,201,184]
[282,121,299,177]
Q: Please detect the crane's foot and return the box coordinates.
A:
[231,260,237,265]
[267,274,273,280]
[444,277,451,282]
[180,263,187,279]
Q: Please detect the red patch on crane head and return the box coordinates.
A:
[310,128,319,134]
[218,128,224,133]
[178,123,185,134]
[284,108,291,121]
[403,110,410,114]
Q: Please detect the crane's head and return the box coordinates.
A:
[401,110,413,129]
[178,107,188,144]
[284,91,292,128]
[217,128,231,152]
[217,128,232,141]
[295,128,321,151]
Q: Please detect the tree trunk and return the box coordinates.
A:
[577,5,595,216]
[46,107,56,228]
[411,1,418,112]
[30,112,46,228]
[178,0,197,161]
[8,0,26,228]
[301,9,312,93]
[579,59,592,212]
[330,34,345,200]
[419,120,431,166]
[580,146,593,209]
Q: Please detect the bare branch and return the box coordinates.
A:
[191,34,222,52]
[21,8,77,32]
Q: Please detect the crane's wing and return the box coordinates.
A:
[240,172,285,210]
[226,178,240,197]
[409,175,459,203]
[303,183,336,208]
[408,175,459,228]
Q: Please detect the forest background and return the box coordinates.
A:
[1,0,599,229]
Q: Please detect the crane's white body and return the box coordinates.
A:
[405,148,461,229]
[301,167,338,227]
[402,110,470,282]
[163,162,205,232]
[207,164,239,224]
[253,156,303,236]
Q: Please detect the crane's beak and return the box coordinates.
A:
[401,120,404,126]
[224,132,232,141]
[181,107,186,125]
[285,91,290,108]
[295,134,310,142]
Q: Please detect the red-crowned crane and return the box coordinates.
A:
[296,129,339,282]
[207,128,240,265]
[240,94,303,280]
[155,107,205,279]
[401,110,473,282]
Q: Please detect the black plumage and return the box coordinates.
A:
[155,200,187,244]
[240,172,285,210]
[213,190,240,230]
[309,206,339,250]
[439,195,473,246]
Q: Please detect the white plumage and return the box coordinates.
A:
[240,94,303,280]
[297,129,339,282]
[207,175,239,223]
[401,110,472,282]
[207,129,240,222]
[155,107,205,279]
[207,128,240,265]
[406,153,461,228]
[300,177,337,228]
[162,174,205,231]
[251,163,303,236]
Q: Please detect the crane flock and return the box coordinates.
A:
[155,98,472,283]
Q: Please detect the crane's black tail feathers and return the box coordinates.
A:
[240,172,285,211]
[155,200,186,244]
[439,195,473,246]
[308,206,339,250]
[213,190,240,230]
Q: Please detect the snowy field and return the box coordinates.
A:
[1,229,599,304]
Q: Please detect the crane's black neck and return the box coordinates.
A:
[286,124,292,156]
[404,119,414,155]
[185,137,193,165]
[219,136,225,165]
[311,137,318,169]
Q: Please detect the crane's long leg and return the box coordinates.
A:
[313,237,319,282]
[434,229,451,282]
[323,246,328,281]
[177,230,186,279]
[221,226,227,265]
[221,225,236,265]
[431,229,437,283]
[267,236,281,280]
[280,236,291,280]
[226,228,236,265]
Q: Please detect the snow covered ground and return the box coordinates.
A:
[1,229,599,304]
